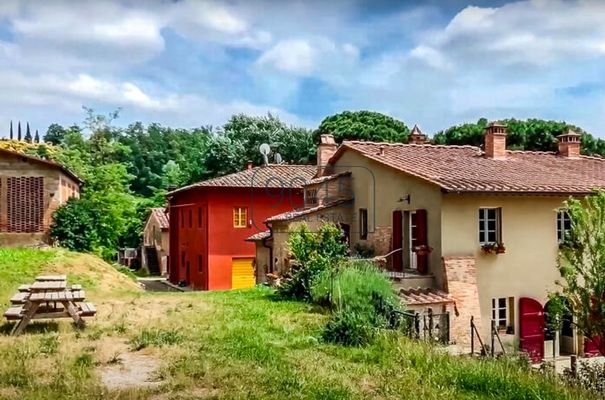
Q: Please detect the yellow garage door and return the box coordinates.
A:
[231,258,255,289]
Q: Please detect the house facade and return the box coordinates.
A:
[142,207,170,275]
[258,125,605,361]
[167,164,315,290]
[0,148,80,246]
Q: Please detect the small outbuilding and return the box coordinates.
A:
[141,207,170,275]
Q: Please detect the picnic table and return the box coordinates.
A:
[4,275,96,336]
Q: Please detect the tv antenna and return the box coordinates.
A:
[259,143,271,165]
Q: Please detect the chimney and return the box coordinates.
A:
[378,145,385,156]
[408,124,427,144]
[557,130,581,159]
[484,121,507,159]
[317,134,337,176]
[247,160,254,170]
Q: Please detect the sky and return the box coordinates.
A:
[0,0,604,137]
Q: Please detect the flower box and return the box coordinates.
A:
[481,242,506,255]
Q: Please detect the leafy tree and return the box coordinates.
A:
[44,123,67,145]
[433,118,605,156]
[50,198,96,252]
[554,190,605,356]
[315,111,410,144]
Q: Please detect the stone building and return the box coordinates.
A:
[141,207,170,276]
[0,148,81,246]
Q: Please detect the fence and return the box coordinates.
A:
[396,309,450,344]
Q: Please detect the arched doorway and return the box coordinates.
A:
[544,298,575,357]
[519,297,544,363]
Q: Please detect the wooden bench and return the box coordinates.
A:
[18,285,31,292]
[10,292,29,304]
[78,302,97,317]
[4,306,24,321]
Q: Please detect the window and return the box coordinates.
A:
[198,208,202,228]
[359,208,368,240]
[180,210,184,228]
[306,189,318,206]
[188,209,192,228]
[557,210,571,243]
[479,208,502,244]
[491,297,514,332]
[233,207,248,228]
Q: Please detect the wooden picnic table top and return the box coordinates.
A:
[35,275,67,282]
[30,280,67,292]
[29,290,86,303]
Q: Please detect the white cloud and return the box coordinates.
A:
[257,39,316,75]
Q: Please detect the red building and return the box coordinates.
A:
[167,164,315,290]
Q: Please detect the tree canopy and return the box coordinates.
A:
[433,118,605,156]
[315,111,410,144]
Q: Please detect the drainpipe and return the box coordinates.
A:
[263,222,274,273]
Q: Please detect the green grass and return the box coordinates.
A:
[0,248,594,399]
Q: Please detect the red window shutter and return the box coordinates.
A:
[415,209,429,274]
[392,210,403,271]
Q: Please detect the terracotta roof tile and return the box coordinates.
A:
[150,207,169,230]
[265,198,352,222]
[245,230,271,241]
[307,171,351,185]
[399,287,454,305]
[335,141,605,194]
[168,164,316,195]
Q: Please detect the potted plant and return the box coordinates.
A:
[481,242,506,255]
[413,244,433,256]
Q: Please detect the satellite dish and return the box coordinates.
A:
[259,143,271,156]
[274,153,283,164]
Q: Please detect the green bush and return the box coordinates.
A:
[322,310,374,346]
[314,261,402,346]
[278,223,348,301]
[50,198,97,252]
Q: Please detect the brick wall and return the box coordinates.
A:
[0,153,74,246]
[442,256,482,347]
[367,225,391,257]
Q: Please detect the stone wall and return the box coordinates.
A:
[442,256,481,347]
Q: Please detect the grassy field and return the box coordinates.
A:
[0,248,592,400]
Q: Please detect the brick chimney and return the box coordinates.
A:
[408,124,427,144]
[484,121,507,159]
[557,130,581,159]
[317,134,337,176]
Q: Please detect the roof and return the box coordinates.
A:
[245,230,271,241]
[150,208,169,230]
[0,147,82,183]
[168,164,316,195]
[306,171,351,185]
[265,198,352,223]
[332,141,605,194]
[398,288,454,305]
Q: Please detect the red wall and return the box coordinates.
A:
[169,186,303,290]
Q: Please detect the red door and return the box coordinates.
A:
[392,210,403,271]
[519,297,544,363]
[415,209,428,274]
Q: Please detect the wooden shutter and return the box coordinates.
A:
[415,209,429,274]
[392,210,403,271]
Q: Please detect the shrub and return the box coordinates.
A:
[278,223,348,301]
[352,242,375,258]
[322,310,374,346]
[50,198,97,252]
[563,360,605,396]
[314,261,402,345]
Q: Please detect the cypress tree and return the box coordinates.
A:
[9,120,13,140]
[25,122,32,143]
[17,121,21,141]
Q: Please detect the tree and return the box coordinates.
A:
[315,111,410,144]
[433,118,605,156]
[44,123,67,145]
[554,190,605,356]
[24,122,32,143]
[50,198,97,252]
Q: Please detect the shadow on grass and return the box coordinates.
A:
[0,321,59,335]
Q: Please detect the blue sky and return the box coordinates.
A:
[0,0,604,136]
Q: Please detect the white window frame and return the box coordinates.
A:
[479,207,501,244]
[491,297,509,330]
[557,210,571,243]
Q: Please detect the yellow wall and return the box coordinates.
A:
[442,194,567,339]
[331,150,444,284]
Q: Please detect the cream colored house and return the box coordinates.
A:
[252,123,605,361]
[142,208,170,276]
